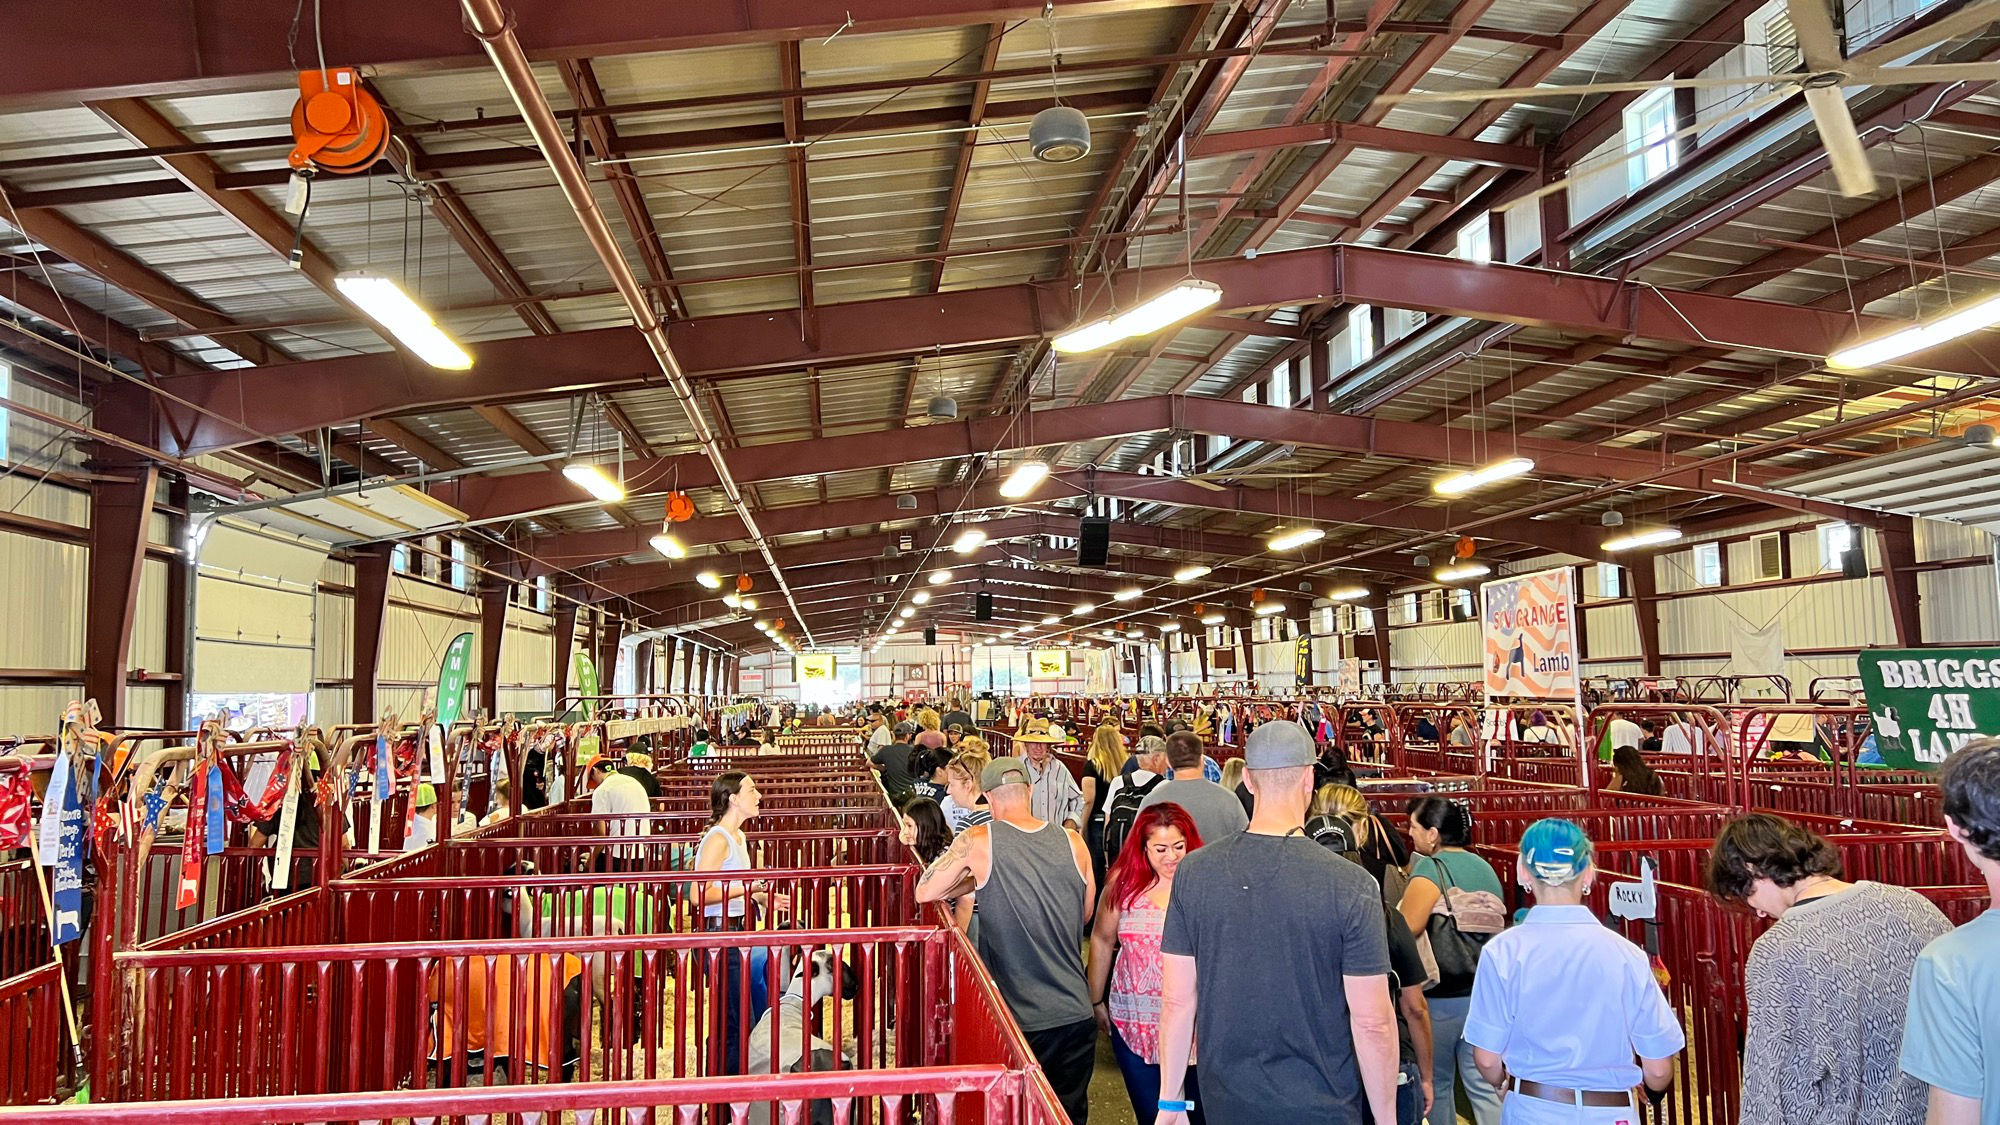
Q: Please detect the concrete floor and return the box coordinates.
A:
[1087,1031,1137,1124]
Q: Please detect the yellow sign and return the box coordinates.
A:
[1029,649,1070,679]
[796,654,837,682]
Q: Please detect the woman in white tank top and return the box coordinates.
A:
[694,771,768,1076]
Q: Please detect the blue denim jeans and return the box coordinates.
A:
[1109,1022,1205,1125]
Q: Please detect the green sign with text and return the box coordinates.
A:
[435,632,475,732]
[1856,648,2000,770]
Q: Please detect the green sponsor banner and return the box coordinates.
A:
[573,651,600,718]
[1856,647,2000,770]
[435,632,475,732]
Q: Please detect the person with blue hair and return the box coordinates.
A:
[1462,818,1685,1123]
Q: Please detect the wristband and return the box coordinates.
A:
[1158,1099,1194,1112]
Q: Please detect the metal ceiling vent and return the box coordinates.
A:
[926,393,959,419]
[896,495,918,510]
[1030,106,1091,163]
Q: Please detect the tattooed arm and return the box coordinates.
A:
[915,825,985,903]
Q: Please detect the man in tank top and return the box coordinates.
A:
[917,756,1098,1123]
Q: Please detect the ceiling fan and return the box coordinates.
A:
[1376,0,2000,198]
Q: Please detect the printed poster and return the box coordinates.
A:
[796,654,836,682]
[1029,650,1070,680]
[1480,567,1579,702]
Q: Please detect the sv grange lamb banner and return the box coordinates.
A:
[1481,567,1580,703]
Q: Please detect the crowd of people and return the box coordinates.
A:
[889,698,2000,1125]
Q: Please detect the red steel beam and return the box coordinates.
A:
[0,0,1214,107]
[83,461,159,728]
[154,242,1991,456]
[559,59,687,320]
[447,391,1777,525]
[1192,121,1539,169]
[928,24,1006,294]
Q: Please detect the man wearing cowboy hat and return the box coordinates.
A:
[1013,729,1083,832]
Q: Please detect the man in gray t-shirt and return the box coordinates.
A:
[1141,731,1248,846]
[1156,722,1397,1125]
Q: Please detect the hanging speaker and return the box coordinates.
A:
[1840,547,1868,579]
[1077,516,1111,567]
[975,591,993,621]
[923,625,937,646]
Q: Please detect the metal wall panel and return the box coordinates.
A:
[0,685,80,736]
[314,686,351,727]
[131,557,171,673]
[1390,621,1479,674]
[1584,604,1642,662]
[315,589,353,681]
[1921,565,2000,644]
[0,531,84,668]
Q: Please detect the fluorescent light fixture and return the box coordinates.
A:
[1327,586,1369,601]
[1830,293,2000,369]
[911,590,932,605]
[695,570,722,589]
[1603,526,1684,552]
[1100,629,1119,639]
[1200,612,1227,625]
[1436,562,1493,582]
[1254,601,1286,616]
[951,527,988,554]
[1434,457,1535,496]
[898,607,915,619]
[723,592,741,608]
[1112,586,1143,602]
[650,532,687,560]
[999,460,1051,499]
[1266,527,1326,552]
[1125,629,1144,639]
[1158,622,1183,633]
[929,569,953,585]
[1072,602,1096,616]
[982,638,996,646]
[334,271,472,370]
[1173,564,1213,582]
[740,595,758,610]
[1052,279,1223,354]
[753,619,770,630]
[1041,615,1061,625]
[561,462,626,503]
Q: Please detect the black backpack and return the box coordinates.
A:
[1102,773,1166,861]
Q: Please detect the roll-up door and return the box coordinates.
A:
[193,520,330,693]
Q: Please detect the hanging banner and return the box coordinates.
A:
[1338,657,1363,695]
[1294,634,1312,687]
[44,752,87,944]
[1029,650,1070,680]
[435,632,475,732]
[1480,567,1580,702]
[796,654,837,683]
[1856,648,2000,769]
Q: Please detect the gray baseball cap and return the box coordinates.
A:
[979,756,1032,791]
[1242,720,1316,769]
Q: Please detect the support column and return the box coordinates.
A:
[351,546,392,724]
[163,475,190,730]
[593,612,622,701]
[478,582,508,718]
[1194,631,1210,682]
[632,640,654,696]
[552,599,578,709]
[1878,518,1924,647]
[1538,160,1571,270]
[1365,586,1394,687]
[681,643,697,694]
[1629,559,1663,676]
[85,464,159,728]
[1309,330,1333,412]
[1238,628,1255,684]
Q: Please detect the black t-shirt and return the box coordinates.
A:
[1161,831,1392,1125]
[1083,761,1112,825]
[618,765,661,799]
[940,710,975,733]
[872,741,915,795]
[252,800,322,850]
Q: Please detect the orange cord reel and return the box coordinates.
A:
[289,67,390,173]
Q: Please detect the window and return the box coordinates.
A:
[1455,588,1475,620]
[1455,219,1493,264]
[1821,522,1855,572]
[1318,606,1336,635]
[1210,431,1231,458]
[535,575,551,613]
[0,363,10,463]
[449,540,471,591]
[1692,541,1723,588]
[1269,361,1292,408]
[1597,562,1625,599]
[1346,305,1376,367]
[1401,591,1420,623]
[391,542,412,573]
[1624,86,1679,191]
[1355,606,1375,633]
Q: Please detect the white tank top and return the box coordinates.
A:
[698,824,750,919]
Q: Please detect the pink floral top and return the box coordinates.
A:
[1108,897,1174,1064]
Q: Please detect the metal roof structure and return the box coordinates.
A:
[4,0,2000,655]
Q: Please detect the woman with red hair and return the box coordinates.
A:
[1087,802,1207,1123]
